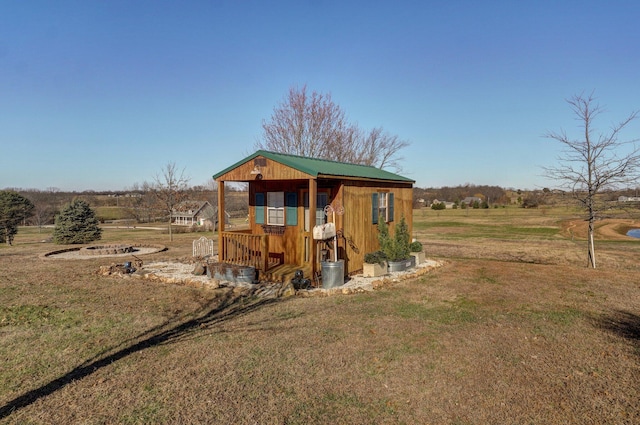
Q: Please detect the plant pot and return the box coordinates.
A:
[363,261,387,277]
[207,263,256,284]
[228,266,257,284]
[387,258,413,273]
[410,251,425,265]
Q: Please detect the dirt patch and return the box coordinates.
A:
[562,218,640,240]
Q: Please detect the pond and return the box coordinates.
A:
[627,229,640,239]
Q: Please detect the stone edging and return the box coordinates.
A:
[41,243,167,259]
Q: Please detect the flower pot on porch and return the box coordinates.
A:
[363,261,388,277]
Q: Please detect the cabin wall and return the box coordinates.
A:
[342,181,413,273]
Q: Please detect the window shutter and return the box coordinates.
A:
[255,193,265,224]
[372,193,379,224]
[285,192,297,225]
[388,192,395,222]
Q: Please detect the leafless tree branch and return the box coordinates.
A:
[256,85,410,172]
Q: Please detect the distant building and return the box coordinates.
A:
[431,199,455,209]
[461,196,483,206]
[618,196,640,202]
[172,200,216,228]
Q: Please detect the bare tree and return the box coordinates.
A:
[22,189,56,231]
[152,162,190,241]
[544,93,640,268]
[123,182,157,225]
[256,85,409,172]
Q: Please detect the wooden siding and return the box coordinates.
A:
[241,178,413,275]
[341,181,413,273]
[216,156,313,182]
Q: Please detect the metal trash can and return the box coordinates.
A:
[321,260,344,289]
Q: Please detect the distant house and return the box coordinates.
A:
[618,196,640,202]
[462,196,483,206]
[431,199,455,209]
[172,201,216,228]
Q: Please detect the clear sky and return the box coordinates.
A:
[1,0,639,192]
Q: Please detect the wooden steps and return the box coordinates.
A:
[260,263,312,284]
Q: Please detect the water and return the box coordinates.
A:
[627,229,640,239]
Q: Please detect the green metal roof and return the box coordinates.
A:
[213,150,414,183]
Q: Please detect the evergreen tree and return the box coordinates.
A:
[377,214,411,262]
[393,215,411,261]
[0,190,35,245]
[377,217,393,259]
[53,199,102,244]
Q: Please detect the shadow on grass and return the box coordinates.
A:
[0,289,279,419]
[594,309,640,347]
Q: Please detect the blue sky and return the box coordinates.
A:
[1,0,639,191]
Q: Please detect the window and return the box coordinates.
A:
[372,192,394,224]
[267,192,284,225]
[256,191,297,226]
[304,192,329,231]
[378,192,388,223]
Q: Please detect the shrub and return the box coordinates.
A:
[364,250,387,265]
[377,218,393,259]
[377,215,411,262]
[393,215,411,261]
[410,240,423,252]
[53,199,102,244]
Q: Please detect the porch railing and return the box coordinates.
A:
[220,231,269,271]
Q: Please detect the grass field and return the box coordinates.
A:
[1,207,639,424]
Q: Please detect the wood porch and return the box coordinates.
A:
[220,231,312,283]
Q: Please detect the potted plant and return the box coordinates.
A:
[409,240,425,265]
[378,215,413,272]
[363,250,388,277]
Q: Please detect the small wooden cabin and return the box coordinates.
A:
[213,150,414,281]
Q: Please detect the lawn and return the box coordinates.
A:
[1,208,639,424]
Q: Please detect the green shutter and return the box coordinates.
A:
[286,192,297,225]
[255,193,265,224]
[372,193,378,224]
[388,192,394,222]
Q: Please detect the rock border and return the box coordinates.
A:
[114,258,444,299]
[42,243,167,259]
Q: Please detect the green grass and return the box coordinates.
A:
[0,304,80,327]
[95,206,130,221]
[394,297,479,325]
[416,220,559,240]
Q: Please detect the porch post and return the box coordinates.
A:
[308,178,317,275]
[217,180,225,260]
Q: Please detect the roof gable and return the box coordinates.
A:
[213,150,414,183]
[172,200,213,216]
